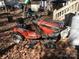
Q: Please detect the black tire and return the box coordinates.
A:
[12,33,24,43]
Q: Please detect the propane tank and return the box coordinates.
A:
[69,12,79,46]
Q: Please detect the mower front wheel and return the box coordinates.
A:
[12,33,24,43]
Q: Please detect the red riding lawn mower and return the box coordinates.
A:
[12,16,63,48]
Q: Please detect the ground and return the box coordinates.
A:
[0,12,77,59]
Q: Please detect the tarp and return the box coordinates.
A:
[5,0,18,7]
[5,0,22,9]
[24,0,30,4]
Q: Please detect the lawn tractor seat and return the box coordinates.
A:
[16,18,32,30]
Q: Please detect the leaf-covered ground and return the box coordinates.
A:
[0,13,77,59]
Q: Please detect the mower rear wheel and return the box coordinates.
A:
[12,33,24,43]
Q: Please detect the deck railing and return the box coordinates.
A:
[53,0,79,20]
